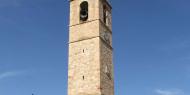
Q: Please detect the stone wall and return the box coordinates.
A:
[68,37,101,95]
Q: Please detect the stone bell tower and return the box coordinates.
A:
[68,0,114,95]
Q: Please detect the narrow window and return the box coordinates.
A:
[105,65,112,80]
[80,1,88,21]
[82,76,85,80]
[105,65,108,73]
[103,5,107,24]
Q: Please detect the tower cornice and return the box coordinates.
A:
[68,36,113,51]
[69,19,112,34]
[101,0,112,9]
[69,0,112,9]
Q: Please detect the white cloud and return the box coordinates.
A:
[0,71,24,80]
[155,89,185,95]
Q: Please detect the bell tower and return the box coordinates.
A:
[68,0,114,95]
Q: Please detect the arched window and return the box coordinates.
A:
[103,5,107,24]
[105,65,108,73]
[80,1,88,21]
[105,64,112,80]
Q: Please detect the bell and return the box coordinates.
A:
[80,10,88,21]
[80,1,88,21]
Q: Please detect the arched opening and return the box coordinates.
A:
[80,1,88,21]
[103,5,107,24]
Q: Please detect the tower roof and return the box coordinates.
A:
[102,0,112,9]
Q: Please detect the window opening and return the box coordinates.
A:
[103,5,107,24]
[80,1,88,21]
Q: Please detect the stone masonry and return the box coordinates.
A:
[68,0,114,95]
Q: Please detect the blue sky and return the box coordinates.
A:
[0,0,190,95]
